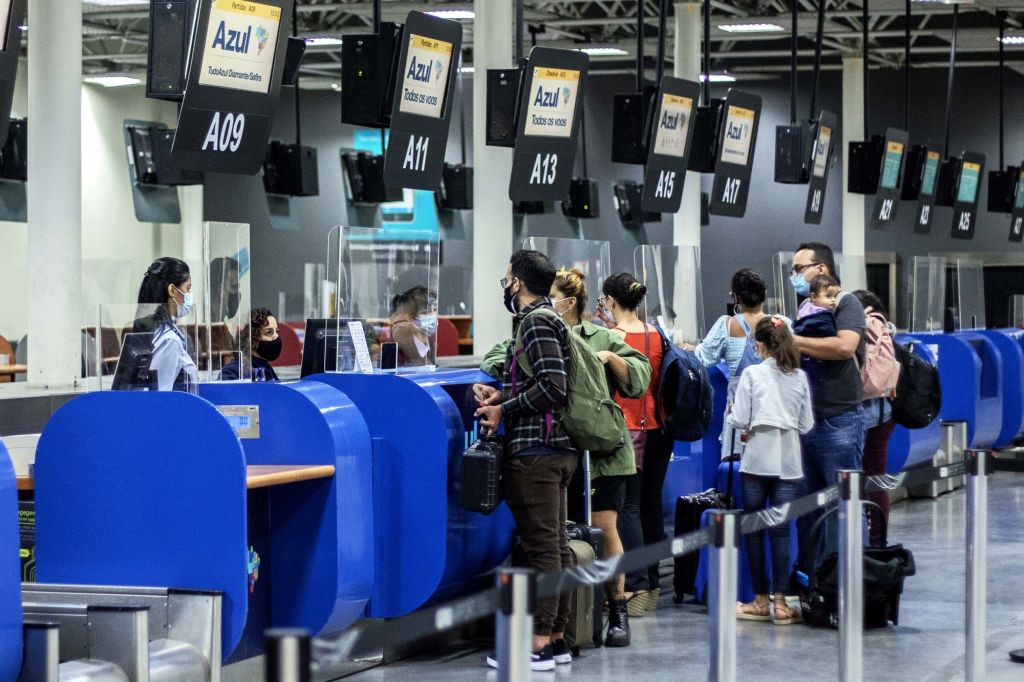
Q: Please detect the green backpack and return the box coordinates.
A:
[512,307,628,453]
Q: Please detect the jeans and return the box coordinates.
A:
[743,474,802,595]
[797,405,865,569]
[621,428,674,593]
[503,452,578,636]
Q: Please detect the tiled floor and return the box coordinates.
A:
[346,474,1024,681]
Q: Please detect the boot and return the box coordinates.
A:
[604,599,631,647]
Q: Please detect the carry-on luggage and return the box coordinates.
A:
[795,502,916,628]
[672,487,726,602]
[565,450,605,652]
[459,434,504,514]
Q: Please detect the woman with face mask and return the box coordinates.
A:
[134,257,198,392]
[389,286,433,367]
[219,308,281,382]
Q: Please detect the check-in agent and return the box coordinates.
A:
[135,257,198,392]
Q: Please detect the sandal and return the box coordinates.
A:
[736,598,771,621]
[771,595,802,625]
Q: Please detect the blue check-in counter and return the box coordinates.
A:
[907,331,1003,449]
[887,336,943,473]
[0,442,21,681]
[979,329,1024,447]
[699,364,730,490]
[34,383,373,662]
[311,369,516,617]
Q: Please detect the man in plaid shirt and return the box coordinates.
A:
[475,250,579,671]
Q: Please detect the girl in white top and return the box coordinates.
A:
[728,316,813,625]
[134,257,198,392]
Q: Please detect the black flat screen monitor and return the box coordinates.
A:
[300,318,364,377]
[110,333,158,391]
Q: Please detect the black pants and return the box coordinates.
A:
[621,428,674,592]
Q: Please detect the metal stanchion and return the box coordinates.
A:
[965,450,990,682]
[265,628,311,682]
[708,510,739,682]
[838,470,863,682]
[496,567,535,682]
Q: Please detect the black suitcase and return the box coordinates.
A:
[460,436,504,514]
[564,450,605,652]
[672,488,726,603]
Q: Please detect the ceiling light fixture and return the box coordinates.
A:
[83,0,149,6]
[718,23,785,33]
[458,66,475,73]
[577,46,628,56]
[998,35,1024,45]
[83,74,141,87]
[426,9,475,20]
[700,72,737,82]
[304,36,343,47]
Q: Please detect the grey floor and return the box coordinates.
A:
[347,474,1024,681]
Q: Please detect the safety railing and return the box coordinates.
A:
[266,451,1024,682]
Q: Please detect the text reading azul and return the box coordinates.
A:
[407,55,436,83]
[212,22,252,53]
[660,110,683,130]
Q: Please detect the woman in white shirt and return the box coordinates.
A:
[728,316,813,625]
[134,257,198,392]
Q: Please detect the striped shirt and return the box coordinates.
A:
[501,299,576,455]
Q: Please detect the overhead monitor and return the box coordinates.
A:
[641,76,701,213]
[811,124,832,178]
[1015,169,1024,211]
[0,0,23,145]
[870,128,908,229]
[915,149,942,234]
[879,140,904,190]
[171,0,293,175]
[708,90,762,218]
[956,160,981,205]
[383,11,463,192]
[804,110,837,225]
[0,0,12,51]
[146,0,197,101]
[1011,166,1024,243]
[951,151,985,240]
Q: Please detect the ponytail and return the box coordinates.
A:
[754,316,800,373]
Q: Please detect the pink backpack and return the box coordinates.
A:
[861,306,901,400]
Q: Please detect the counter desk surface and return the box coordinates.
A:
[16,464,335,491]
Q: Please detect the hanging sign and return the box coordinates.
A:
[708,90,762,218]
[171,0,293,175]
[870,128,909,228]
[951,151,985,240]
[0,0,24,146]
[383,11,462,191]
[914,149,941,234]
[641,77,701,213]
[804,110,837,225]
[509,47,589,202]
[1008,165,1024,243]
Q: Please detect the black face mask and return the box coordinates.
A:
[256,337,282,362]
[503,282,518,314]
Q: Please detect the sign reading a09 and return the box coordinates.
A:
[201,111,246,153]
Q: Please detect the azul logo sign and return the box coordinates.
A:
[652,93,693,159]
[199,0,280,95]
[524,67,580,139]
[719,105,755,166]
[399,34,453,119]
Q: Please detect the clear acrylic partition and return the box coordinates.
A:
[634,245,705,343]
[327,225,440,372]
[839,252,867,292]
[82,259,134,315]
[524,237,612,321]
[909,256,946,332]
[92,303,199,392]
[201,222,252,382]
[767,251,798,319]
[1011,295,1024,328]
[950,258,986,330]
[304,262,331,319]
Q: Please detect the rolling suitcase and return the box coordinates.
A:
[565,450,605,652]
[672,487,726,602]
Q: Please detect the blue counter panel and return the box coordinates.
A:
[980,329,1024,446]
[0,442,21,681]
[700,365,730,490]
[198,380,374,635]
[35,392,250,659]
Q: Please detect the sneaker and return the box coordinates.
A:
[550,639,573,665]
[486,644,556,672]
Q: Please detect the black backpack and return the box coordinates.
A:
[656,327,713,442]
[889,342,941,429]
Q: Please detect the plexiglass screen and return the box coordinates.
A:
[948,258,986,330]
[201,221,252,382]
[634,245,705,343]
[524,237,612,321]
[92,303,199,392]
[910,256,946,332]
[768,251,798,320]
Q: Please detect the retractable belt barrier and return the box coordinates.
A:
[267,453,1021,681]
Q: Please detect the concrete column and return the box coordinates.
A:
[27,0,82,386]
[472,0,515,355]
[673,1,702,252]
[841,55,866,289]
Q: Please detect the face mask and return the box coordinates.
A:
[552,297,573,318]
[418,313,438,335]
[256,337,282,362]
[790,272,811,297]
[174,286,194,319]
[503,282,518,314]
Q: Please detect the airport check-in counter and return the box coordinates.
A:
[979,329,1024,447]
[310,369,516,617]
[698,364,730,491]
[33,384,373,663]
[887,336,943,473]
[0,441,21,680]
[906,331,1004,449]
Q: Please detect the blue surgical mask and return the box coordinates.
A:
[418,313,438,335]
[790,273,811,297]
[174,286,194,319]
